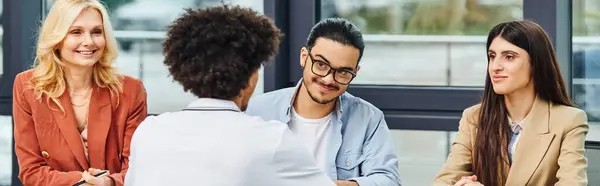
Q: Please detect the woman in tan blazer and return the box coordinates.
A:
[12,0,147,185]
[433,20,588,186]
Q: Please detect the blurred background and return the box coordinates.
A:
[1,0,600,185]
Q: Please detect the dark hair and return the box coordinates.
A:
[306,17,365,64]
[163,5,283,99]
[474,20,572,186]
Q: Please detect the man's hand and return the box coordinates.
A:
[333,180,359,186]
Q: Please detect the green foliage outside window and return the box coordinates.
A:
[326,0,600,36]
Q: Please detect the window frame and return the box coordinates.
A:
[263,0,573,132]
[1,0,573,185]
[3,0,44,185]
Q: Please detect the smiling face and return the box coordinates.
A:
[487,36,532,95]
[300,38,360,104]
[58,8,105,68]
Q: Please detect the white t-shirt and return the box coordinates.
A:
[289,108,332,170]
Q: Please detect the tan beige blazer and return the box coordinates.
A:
[433,97,588,186]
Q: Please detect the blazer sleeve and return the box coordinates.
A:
[108,80,148,186]
[12,73,83,186]
[432,107,476,186]
[555,110,588,186]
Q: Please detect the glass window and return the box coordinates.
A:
[390,130,452,186]
[573,0,600,124]
[44,0,265,114]
[0,116,11,185]
[0,0,8,185]
[0,0,3,77]
[321,0,523,86]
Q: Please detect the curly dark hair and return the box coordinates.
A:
[163,4,283,99]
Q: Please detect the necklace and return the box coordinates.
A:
[71,88,92,107]
[71,98,90,107]
[77,110,89,133]
[70,87,92,97]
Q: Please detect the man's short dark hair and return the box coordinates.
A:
[306,17,365,63]
[163,5,283,99]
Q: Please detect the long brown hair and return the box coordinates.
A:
[473,20,572,186]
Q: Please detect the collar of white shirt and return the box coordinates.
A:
[507,114,528,132]
[185,98,241,112]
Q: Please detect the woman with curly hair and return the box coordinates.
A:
[12,0,147,185]
[124,4,335,186]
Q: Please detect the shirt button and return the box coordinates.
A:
[345,161,351,167]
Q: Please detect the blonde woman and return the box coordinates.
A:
[12,0,147,185]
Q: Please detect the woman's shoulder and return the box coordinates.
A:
[14,69,34,84]
[120,75,143,87]
[551,103,585,116]
[457,104,482,129]
[14,69,36,96]
[463,104,482,120]
[549,104,587,130]
[118,75,145,95]
[464,104,482,115]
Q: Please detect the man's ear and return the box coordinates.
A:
[300,47,309,68]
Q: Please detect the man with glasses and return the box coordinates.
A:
[246,18,401,186]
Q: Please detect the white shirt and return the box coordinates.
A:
[508,115,527,161]
[289,108,332,169]
[125,98,335,186]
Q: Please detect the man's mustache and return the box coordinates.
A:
[314,79,339,90]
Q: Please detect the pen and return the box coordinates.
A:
[73,170,109,186]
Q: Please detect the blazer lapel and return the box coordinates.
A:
[50,90,89,170]
[86,85,112,169]
[506,97,556,185]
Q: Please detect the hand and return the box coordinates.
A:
[80,168,114,186]
[465,182,484,186]
[453,175,478,186]
[333,180,359,186]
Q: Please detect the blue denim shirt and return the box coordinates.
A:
[246,81,402,186]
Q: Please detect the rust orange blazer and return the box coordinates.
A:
[12,69,147,186]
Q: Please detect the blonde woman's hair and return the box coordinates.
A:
[31,0,122,112]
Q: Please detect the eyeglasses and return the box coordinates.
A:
[307,51,356,85]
